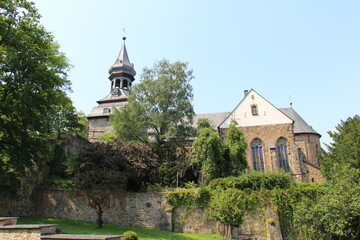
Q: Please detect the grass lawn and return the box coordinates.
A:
[18,216,228,240]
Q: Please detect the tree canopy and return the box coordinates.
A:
[191,118,225,183]
[110,60,195,185]
[0,0,79,188]
[223,121,247,176]
[320,115,360,179]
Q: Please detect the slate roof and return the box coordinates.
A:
[108,39,136,76]
[87,101,128,118]
[193,112,231,130]
[279,108,320,136]
[96,89,130,104]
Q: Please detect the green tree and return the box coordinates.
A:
[0,0,76,188]
[223,121,247,176]
[111,59,195,185]
[207,188,258,239]
[191,118,225,183]
[293,165,360,240]
[320,115,360,179]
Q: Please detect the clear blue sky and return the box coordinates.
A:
[32,0,360,147]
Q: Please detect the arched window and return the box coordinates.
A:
[277,138,290,172]
[251,139,265,171]
[115,79,121,88]
[122,79,128,89]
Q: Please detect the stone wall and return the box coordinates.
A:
[31,189,172,231]
[237,123,304,181]
[5,188,281,239]
[0,229,41,240]
[87,117,112,142]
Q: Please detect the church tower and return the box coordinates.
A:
[87,37,136,142]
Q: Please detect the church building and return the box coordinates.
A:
[87,40,324,182]
[87,37,136,142]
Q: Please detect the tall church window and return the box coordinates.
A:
[251,139,265,171]
[115,79,120,88]
[277,138,290,172]
[251,104,258,115]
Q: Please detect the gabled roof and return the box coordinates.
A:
[279,108,320,136]
[219,89,293,128]
[193,112,231,130]
[108,39,136,77]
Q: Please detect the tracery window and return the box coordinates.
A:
[277,138,290,172]
[251,139,265,171]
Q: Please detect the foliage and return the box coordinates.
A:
[74,141,128,228]
[122,231,138,240]
[223,121,247,176]
[208,170,292,191]
[111,59,195,156]
[207,188,259,239]
[98,132,117,143]
[114,140,160,191]
[292,165,360,240]
[191,122,225,183]
[110,60,195,186]
[19,216,224,240]
[75,111,87,138]
[166,186,210,209]
[272,182,325,239]
[0,0,79,189]
[320,115,360,179]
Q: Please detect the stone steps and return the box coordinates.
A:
[0,217,122,240]
[0,217,18,226]
[41,234,122,240]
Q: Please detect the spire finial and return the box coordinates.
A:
[122,28,126,41]
[289,95,293,108]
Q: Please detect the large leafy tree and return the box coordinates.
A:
[289,116,360,240]
[191,118,226,183]
[0,0,77,187]
[223,121,247,176]
[320,115,360,179]
[111,60,195,185]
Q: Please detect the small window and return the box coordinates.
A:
[115,79,120,88]
[103,108,111,114]
[251,104,258,115]
[123,79,128,89]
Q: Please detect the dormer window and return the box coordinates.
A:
[103,108,111,114]
[251,104,258,115]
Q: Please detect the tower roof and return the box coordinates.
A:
[108,37,136,77]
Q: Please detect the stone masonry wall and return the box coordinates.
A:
[31,189,172,231]
[87,117,112,142]
[237,123,304,181]
[0,229,41,240]
[17,188,282,239]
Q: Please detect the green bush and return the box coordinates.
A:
[122,231,138,240]
[208,170,291,190]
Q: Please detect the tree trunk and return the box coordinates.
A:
[96,204,103,229]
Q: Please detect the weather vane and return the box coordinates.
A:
[123,28,126,41]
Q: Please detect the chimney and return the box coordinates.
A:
[244,90,249,97]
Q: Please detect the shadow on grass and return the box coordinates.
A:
[18,217,223,240]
